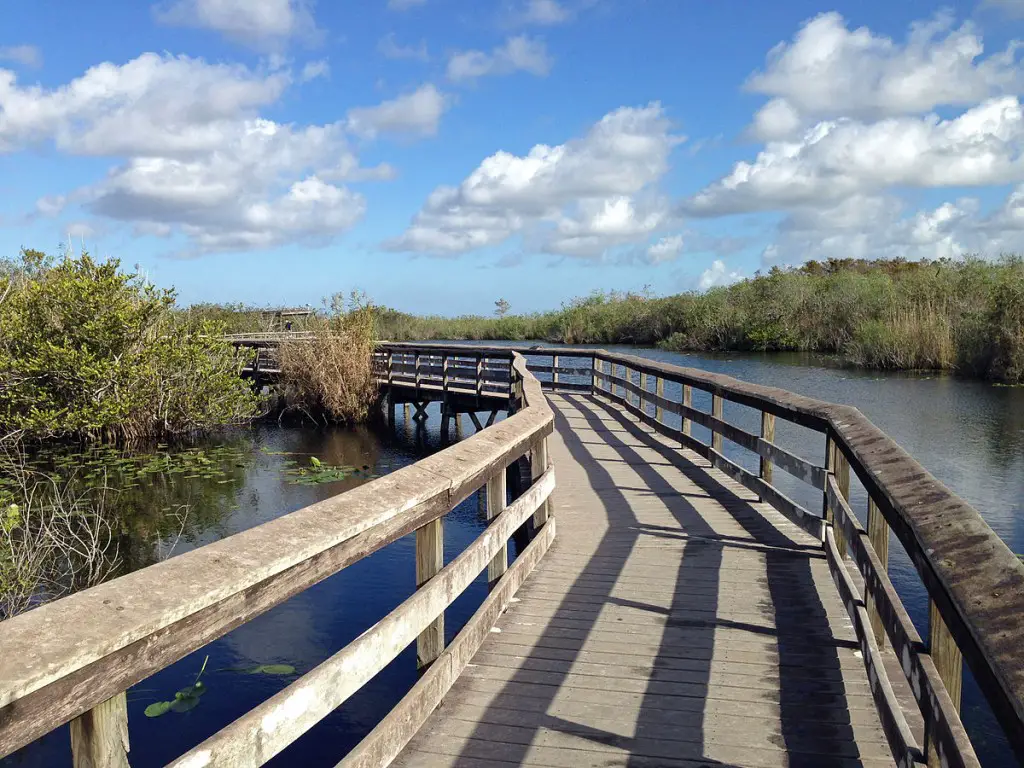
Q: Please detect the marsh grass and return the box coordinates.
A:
[277,303,379,424]
[367,256,1024,383]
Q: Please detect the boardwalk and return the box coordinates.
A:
[395,393,893,768]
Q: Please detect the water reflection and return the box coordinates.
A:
[3,406,493,768]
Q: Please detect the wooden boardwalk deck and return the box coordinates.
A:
[394,393,895,768]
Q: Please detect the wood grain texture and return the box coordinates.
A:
[392,394,895,768]
[70,693,129,768]
[416,519,444,669]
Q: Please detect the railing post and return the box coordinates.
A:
[639,371,648,415]
[865,498,889,648]
[486,470,507,585]
[759,411,775,502]
[414,353,421,395]
[70,692,130,768]
[552,354,559,389]
[682,384,692,437]
[475,354,483,401]
[928,602,963,768]
[591,357,601,395]
[711,393,723,453]
[387,349,393,385]
[415,518,444,668]
[834,447,849,559]
[655,377,664,422]
[531,437,550,528]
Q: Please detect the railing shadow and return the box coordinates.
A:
[436,392,875,767]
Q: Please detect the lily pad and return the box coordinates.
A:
[144,700,173,718]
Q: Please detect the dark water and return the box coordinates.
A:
[6,347,1023,766]
[4,406,497,768]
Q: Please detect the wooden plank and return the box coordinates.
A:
[166,469,555,768]
[339,519,556,768]
[70,693,129,768]
[416,519,444,669]
[827,478,978,768]
[823,528,924,766]
[393,394,891,768]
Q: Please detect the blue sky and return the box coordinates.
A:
[3,0,1024,315]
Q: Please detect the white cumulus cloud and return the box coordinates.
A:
[689,97,1024,216]
[155,0,321,49]
[0,45,42,68]
[378,33,429,61]
[346,84,448,138]
[387,103,682,257]
[447,36,552,82]
[746,12,1022,140]
[3,53,390,255]
[699,260,745,290]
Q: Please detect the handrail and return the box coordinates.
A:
[0,350,555,767]
[504,344,1024,766]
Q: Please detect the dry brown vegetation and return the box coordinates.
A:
[277,302,379,424]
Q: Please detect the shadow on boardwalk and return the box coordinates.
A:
[395,394,887,768]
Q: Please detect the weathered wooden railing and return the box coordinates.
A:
[0,352,555,767]
[508,345,1024,768]
[372,344,518,405]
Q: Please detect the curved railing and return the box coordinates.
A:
[0,350,555,768]
[504,344,1024,767]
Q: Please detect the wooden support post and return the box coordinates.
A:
[655,377,664,423]
[70,692,130,768]
[530,437,550,529]
[387,395,395,430]
[639,371,648,415]
[592,357,601,394]
[415,518,444,669]
[865,498,889,648]
[928,601,963,768]
[486,470,507,585]
[759,411,775,502]
[834,446,850,559]
[682,384,692,437]
[414,353,421,394]
[711,394,724,454]
[454,412,463,440]
[552,354,559,388]
[468,411,484,431]
[387,350,393,385]
[475,355,483,400]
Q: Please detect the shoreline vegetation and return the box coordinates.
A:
[192,257,1024,384]
[365,256,1022,384]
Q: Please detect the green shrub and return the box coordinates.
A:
[0,250,263,441]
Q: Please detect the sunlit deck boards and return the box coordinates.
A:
[393,393,895,768]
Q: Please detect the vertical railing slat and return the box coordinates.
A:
[70,693,130,768]
[415,519,444,668]
[486,470,508,584]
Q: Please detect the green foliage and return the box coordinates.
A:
[145,655,209,718]
[366,257,1024,383]
[0,250,264,441]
